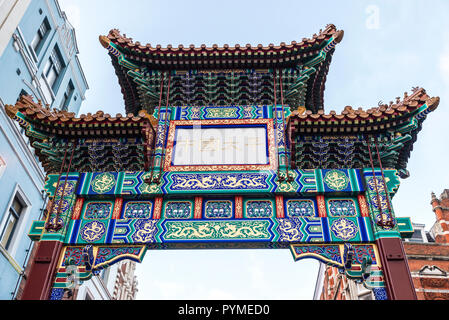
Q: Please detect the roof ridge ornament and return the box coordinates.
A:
[101,24,343,54]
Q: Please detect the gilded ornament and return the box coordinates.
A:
[132,219,158,243]
[205,107,237,118]
[91,173,116,194]
[163,220,271,240]
[367,177,389,211]
[124,202,152,219]
[324,170,349,191]
[55,181,75,197]
[277,218,304,241]
[80,221,106,242]
[330,218,358,241]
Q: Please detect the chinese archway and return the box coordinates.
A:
[6,24,439,300]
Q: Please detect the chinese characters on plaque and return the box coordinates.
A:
[173,127,268,166]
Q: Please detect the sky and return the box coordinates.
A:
[58,0,449,300]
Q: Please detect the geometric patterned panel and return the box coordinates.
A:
[59,169,373,197]
[171,105,271,120]
[61,194,376,246]
[112,219,159,244]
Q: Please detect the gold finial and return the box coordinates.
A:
[99,35,110,48]
[426,96,440,112]
[334,30,344,43]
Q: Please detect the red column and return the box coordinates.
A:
[153,197,163,220]
[235,196,243,219]
[194,197,203,219]
[316,195,327,218]
[376,237,417,300]
[275,195,284,218]
[21,240,63,300]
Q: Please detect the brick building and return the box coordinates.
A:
[314,190,449,300]
[406,190,449,300]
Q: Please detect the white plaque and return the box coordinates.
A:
[172,127,268,166]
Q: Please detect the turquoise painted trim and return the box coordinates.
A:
[114,172,125,194]
[47,169,370,197]
[348,170,359,192]
[374,231,402,240]
[315,169,325,193]
[80,172,93,195]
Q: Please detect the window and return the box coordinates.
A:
[0,196,25,251]
[30,18,50,54]
[409,230,423,242]
[405,224,427,243]
[60,81,74,111]
[43,47,64,91]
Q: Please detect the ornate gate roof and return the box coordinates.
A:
[100,24,344,114]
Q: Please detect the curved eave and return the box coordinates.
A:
[304,47,335,113]
[288,88,440,173]
[111,54,144,116]
[103,25,342,70]
[288,89,438,135]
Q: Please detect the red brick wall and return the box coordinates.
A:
[404,242,449,300]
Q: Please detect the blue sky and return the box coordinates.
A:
[58,0,449,299]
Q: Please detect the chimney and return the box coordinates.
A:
[430,190,449,244]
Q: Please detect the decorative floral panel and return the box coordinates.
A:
[286,200,315,217]
[246,200,273,218]
[328,200,357,217]
[204,200,233,219]
[165,201,192,219]
[123,201,152,219]
[84,202,112,219]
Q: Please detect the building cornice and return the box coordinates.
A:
[406,255,449,261]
